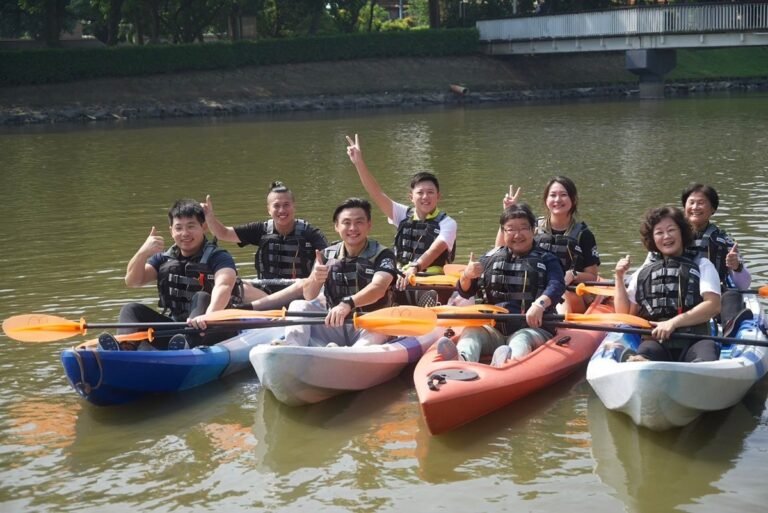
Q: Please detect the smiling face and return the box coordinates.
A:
[409,180,440,218]
[267,191,296,232]
[170,216,207,257]
[545,182,574,218]
[501,217,535,256]
[652,216,684,257]
[334,207,371,254]
[684,191,716,231]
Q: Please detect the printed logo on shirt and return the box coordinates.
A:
[379,258,397,272]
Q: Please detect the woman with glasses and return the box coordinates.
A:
[437,204,566,367]
[496,176,600,313]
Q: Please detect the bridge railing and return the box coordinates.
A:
[477,3,768,41]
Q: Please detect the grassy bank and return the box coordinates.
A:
[672,47,768,80]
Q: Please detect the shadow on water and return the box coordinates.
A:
[415,367,592,484]
[252,373,414,475]
[587,378,768,513]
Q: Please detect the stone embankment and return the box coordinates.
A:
[2,79,766,126]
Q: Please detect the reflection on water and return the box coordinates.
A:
[1,94,768,512]
[588,380,768,513]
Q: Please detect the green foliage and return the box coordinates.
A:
[0,27,479,85]
[670,47,768,79]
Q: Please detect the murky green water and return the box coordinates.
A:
[1,95,767,513]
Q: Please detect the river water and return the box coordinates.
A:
[1,94,767,513]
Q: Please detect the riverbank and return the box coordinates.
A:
[2,52,767,125]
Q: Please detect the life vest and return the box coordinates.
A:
[157,239,240,321]
[480,247,550,308]
[393,207,455,269]
[686,223,730,285]
[256,219,315,279]
[534,218,587,271]
[323,240,392,312]
[635,254,703,322]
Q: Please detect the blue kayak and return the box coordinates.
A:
[60,326,280,406]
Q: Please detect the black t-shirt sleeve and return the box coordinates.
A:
[233,222,266,248]
[577,228,600,270]
[374,248,399,278]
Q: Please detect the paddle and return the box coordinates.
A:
[571,283,768,298]
[2,307,444,343]
[541,320,768,348]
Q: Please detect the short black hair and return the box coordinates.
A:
[333,197,372,223]
[168,199,205,225]
[681,183,719,211]
[500,203,536,228]
[410,172,440,192]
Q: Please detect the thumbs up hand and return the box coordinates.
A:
[310,249,329,285]
[463,252,483,280]
[615,254,631,280]
[139,226,165,257]
[726,242,741,271]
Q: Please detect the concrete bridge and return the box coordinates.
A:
[477,2,768,97]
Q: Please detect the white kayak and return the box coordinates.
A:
[250,327,446,406]
[587,294,768,430]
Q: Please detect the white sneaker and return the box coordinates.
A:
[490,345,512,368]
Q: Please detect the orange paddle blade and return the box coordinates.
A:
[2,314,86,342]
[408,274,459,287]
[203,308,286,322]
[565,312,652,328]
[442,264,466,277]
[759,286,768,298]
[437,318,495,328]
[354,306,437,336]
[430,304,509,315]
[115,329,155,342]
[574,283,616,297]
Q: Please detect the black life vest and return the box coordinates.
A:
[157,240,239,321]
[480,247,550,308]
[323,240,392,312]
[256,219,315,279]
[635,254,703,322]
[393,207,455,268]
[534,218,587,271]
[687,223,730,285]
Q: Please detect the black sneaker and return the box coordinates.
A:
[98,333,120,351]
[167,334,190,350]
[417,290,439,308]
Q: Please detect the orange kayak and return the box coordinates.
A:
[414,298,613,435]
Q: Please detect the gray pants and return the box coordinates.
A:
[456,325,553,362]
[282,298,389,347]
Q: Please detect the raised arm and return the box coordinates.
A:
[125,226,163,288]
[614,255,633,315]
[725,242,752,289]
[345,134,395,220]
[201,195,241,243]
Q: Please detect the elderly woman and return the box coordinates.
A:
[615,206,721,362]
[438,204,566,367]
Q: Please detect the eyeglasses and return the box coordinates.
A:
[502,226,532,234]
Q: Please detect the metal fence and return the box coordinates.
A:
[477,3,768,41]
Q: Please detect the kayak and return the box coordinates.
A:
[249,327,447,406]
[586,293,768,431]
[60,326,279,406]
[414,297,612,435]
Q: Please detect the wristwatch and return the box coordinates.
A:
[341,296,356,309]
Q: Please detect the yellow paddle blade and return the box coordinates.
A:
[408,274,459,286]
[2,314,86,342]
[437,318,495,328]
[442,264,466,277]
[574,283,616,297]
[565,312,652,328]
[203,308,286,322]
[430,304,509,315]
[354,306,437,336]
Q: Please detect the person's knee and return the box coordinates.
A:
[118,302,147,322]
